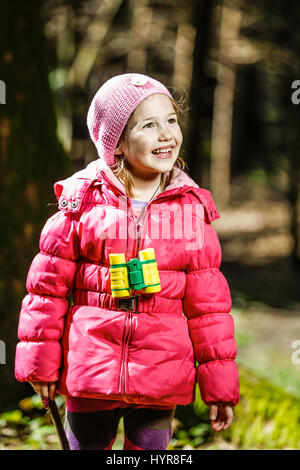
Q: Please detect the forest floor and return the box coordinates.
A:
[2,183,300,450]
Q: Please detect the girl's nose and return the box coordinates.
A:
[158,124,172,141]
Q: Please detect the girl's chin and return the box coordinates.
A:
[129,153,177,176]
[151,155,177,166]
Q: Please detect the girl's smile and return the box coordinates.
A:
[152,145,175,159]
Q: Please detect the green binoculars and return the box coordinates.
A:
[109,248,161,298]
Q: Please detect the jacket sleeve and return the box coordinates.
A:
[182,216,240,407]
[15,210,79,383]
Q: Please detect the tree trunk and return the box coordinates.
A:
[210,3,242,209]
[0,0,71,410]
[285,75,300,269]
[126,0,152,73]
[185,0,215,188]
[281,3,300,269]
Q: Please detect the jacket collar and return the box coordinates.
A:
[95,159,220,222]
[54,158,220,223]
[94,158,199,194]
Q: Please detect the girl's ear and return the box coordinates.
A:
[115,138,126,157]
[114,144,123,155]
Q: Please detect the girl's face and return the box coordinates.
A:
[118,94,183,179]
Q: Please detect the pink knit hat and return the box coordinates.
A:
[87,73,173,166]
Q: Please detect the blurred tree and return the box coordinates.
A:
[208,0,261,208]
[210,2,242,209]
[126,0,152,73]
[233,0,300,266]
[58,0,126,169]
[282,5,300,268]
[185,0,216,189]
[231,1,287,182]
[0,0,71,409]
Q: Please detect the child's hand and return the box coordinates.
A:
[209,403,234,432]
[29,381,58,408]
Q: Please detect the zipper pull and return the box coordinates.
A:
[137,223,142,252]
[136,222,142,240]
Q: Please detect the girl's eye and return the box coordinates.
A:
[168,118,177,124]
[143,122,155,128]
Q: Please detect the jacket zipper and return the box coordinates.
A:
[133,223,142,315]
[118,314,128,394]
[102,178,161,394]
[124,311,133,393]
[118,311,133,394]
[118,214,144,393]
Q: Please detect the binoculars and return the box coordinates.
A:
[109,248,161,298]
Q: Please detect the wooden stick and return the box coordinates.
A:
[48,399,70,450]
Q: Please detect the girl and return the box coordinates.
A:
[15,73,240,450]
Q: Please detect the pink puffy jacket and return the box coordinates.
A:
[15,159,240,408]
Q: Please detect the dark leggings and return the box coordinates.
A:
[65,407,175,450]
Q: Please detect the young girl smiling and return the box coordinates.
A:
[15,73,239,450]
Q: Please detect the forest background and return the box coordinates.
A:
[1,0,300,450]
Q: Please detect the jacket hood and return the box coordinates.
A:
[53,158,220,223]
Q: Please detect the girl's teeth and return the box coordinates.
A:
[153,148,171,154]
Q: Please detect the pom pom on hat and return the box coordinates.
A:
[87,73,172,166]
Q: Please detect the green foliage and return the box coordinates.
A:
[171,388,214,449]
[172,365,300,449]
[0,394,63,450]
[247,168,269,187]
[225,366,300,449]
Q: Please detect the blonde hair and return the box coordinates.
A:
[110,98,188,198]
